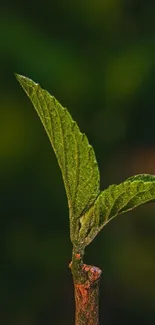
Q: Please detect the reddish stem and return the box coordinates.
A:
[70,253,102,325]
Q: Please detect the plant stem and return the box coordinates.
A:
[70,248,102,325]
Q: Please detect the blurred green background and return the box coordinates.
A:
[1,1,155,324]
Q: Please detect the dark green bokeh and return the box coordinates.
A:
[0,1,155,324]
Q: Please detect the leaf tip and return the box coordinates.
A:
[15,73,26,83]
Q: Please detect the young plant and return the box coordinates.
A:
[16,74,155,325]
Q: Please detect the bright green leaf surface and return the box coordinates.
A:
[16,75,100,244]
[16,75,155,249]
[79,174,155,246]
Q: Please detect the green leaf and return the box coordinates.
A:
[16,74,100,244]
[79,174,155,246]
[16,75,155,250]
